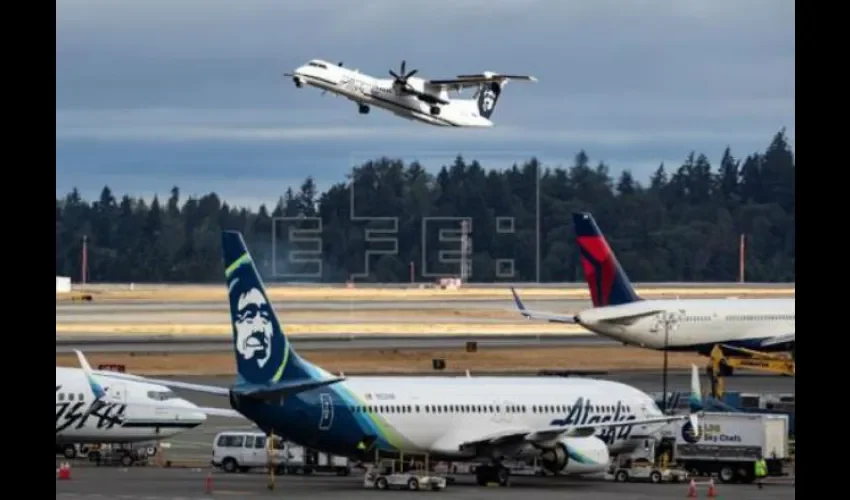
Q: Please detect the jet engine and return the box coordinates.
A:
[538,436,610,475]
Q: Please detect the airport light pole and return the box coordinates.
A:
[660,311,681,414]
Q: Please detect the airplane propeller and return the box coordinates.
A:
[389,60,418,93]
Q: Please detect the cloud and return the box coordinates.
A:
[56,0,794,201]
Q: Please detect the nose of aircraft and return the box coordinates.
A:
[174,399,208,427]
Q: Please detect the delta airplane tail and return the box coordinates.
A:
[222,231,343,399]
[573,212,641,307]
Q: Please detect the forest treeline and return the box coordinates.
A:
[55,130,795,283]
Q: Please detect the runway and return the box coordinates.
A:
[56,333,610,353]
[55,299,590,325]
[55,466,795,499]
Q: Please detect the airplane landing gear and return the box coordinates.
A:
[358,104,370,115]
[292,77,303,88]
[474,463,510,487]
[429,106,440,116]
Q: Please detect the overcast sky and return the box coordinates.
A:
[56,0,795,209]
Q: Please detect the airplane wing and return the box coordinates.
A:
[455,413,696,450]
[760,332,795,348]
[425,73,537,91]
[509,287,578,324]
[94,370,345,401]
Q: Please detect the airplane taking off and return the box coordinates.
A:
[102,230,704,488]
[56,351,241,459]
[285,59,536,127]
[511,212,795,355]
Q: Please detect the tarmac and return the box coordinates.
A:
[55,461,795,499]
[56,371,795,500]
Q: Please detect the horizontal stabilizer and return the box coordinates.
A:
[509,287,577,324]
[234,377,345,400]
[760,332,795,347]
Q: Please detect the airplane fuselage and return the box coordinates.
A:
[233,375,666,470]
[55,367,206,444]
[576,298,795,355]
[291,61,493,127]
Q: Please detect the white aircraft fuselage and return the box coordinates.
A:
[235,374,666,474]
[55,366,207,444]
[576,298,795,354]
[289,59,525,127]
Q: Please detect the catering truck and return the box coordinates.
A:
[662,412,790,484]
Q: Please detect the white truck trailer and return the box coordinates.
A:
[663,412,790,484]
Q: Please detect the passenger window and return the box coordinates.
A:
[58,393,65,401]
[255,436,266,449]
[245,436,255,448]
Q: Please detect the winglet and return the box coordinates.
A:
[510,287,530,318]
[75,349,106,401]
[688,364,703,437]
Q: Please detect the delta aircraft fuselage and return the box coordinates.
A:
[577,298,795,354]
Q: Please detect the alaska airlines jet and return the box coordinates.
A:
[511,212,795,355]
[104,231,703,488]
[56,351,240,459]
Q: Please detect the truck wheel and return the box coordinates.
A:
[615,471,629,482]
[63,445,77,460]
[408,478,420,490]
[719,466,735,483]
[120,453,134,467]
[376,477,388,490]
[650,471,662,483]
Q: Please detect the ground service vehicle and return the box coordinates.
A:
[212,431,287,473]
[665,412,789,483]
[610,436,688,483]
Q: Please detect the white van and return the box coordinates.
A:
[212,431,287,473]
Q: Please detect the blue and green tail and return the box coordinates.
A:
[222,231,335,391]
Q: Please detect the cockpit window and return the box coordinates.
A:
[147,390,178,401]
[307,61,328,69]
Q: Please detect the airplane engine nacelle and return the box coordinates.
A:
[539,436,610,475]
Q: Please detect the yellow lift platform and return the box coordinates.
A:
[707,344,795,399]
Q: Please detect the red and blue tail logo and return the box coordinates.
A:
[573,212,640,307]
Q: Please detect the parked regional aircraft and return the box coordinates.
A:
[56,351,240,458]
[101,230,704,488]
[511,212,795,355]
[284,59,536,127]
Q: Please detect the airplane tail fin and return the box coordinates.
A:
[476,82,503,119]
[572,212,640,307]
[222,231,334,389]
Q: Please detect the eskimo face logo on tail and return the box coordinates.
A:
[234,288,274,368]
[227,265,287,385]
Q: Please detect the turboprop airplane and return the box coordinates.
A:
[56,350,241,459]
[100,230,704,488]
[284,59,537,127]
[510,212,795,355]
